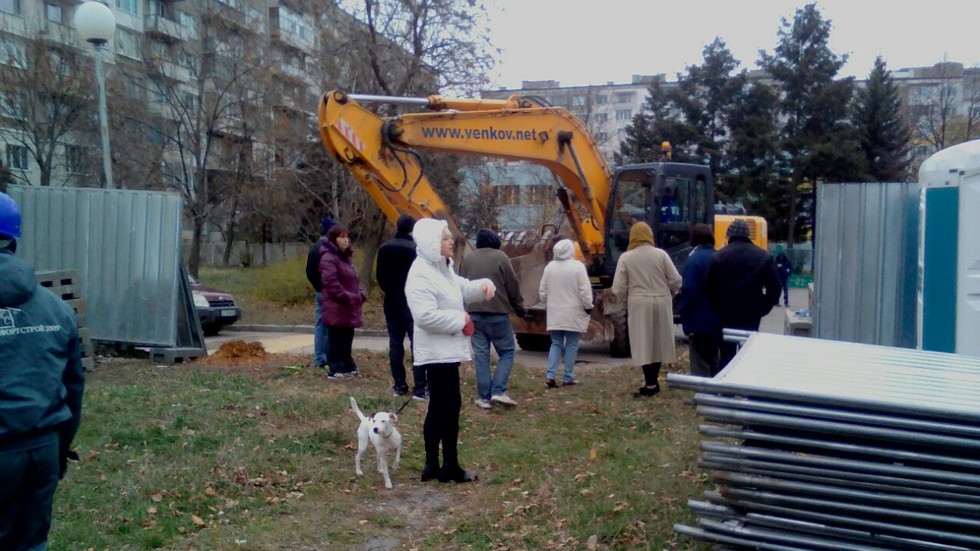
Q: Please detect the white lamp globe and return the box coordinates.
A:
[74,2,116,45]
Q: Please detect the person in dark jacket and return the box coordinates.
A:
[319,223,365,378]
[678,223,722,377]
[704,219,781,368]
[306,216,335,368]
[0,192,85,551]
[774,245,794,307]
[376,214,427,399]
[458,229,525,409]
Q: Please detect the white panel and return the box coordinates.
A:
[957,174,980,357]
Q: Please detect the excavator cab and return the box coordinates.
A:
[603,162,714,279]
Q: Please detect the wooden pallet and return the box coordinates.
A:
[36,270,96,371]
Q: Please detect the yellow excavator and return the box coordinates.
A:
[318,89,750,356]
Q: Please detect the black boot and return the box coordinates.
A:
[633,384,661,398]
[420,463,441,482]
[438,467,478,483]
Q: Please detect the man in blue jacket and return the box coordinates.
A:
[305,216,335,368]
[678,224,721,377]
[0,192,85,550]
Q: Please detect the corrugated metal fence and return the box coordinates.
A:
[9,186,183,346]
[814,182,920,348]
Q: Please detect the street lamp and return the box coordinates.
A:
[74,1,116,189]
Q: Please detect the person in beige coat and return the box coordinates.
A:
[538,239,593,387]
[611,222,682,397]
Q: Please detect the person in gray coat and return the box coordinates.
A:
[458,229,525,409]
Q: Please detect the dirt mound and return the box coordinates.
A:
[195,340,274,367]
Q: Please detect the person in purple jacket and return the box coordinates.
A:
[319,223,366,379]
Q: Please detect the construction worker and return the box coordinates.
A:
[0,191,85,550]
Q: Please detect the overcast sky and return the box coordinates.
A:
[484,0,980,89]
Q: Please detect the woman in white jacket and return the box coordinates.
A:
[538,239,593,387]
[406,218,495,484]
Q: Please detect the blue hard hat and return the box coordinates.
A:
[0,192,21,238]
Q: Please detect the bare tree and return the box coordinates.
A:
[909,60,961,153]
[142,3,271,277]
[0,28,95,187]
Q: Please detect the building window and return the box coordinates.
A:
[0,38,25,67]
[7,144,28,170]
[597,95,608,105]
[65,145,85,174]
[596,132,608,142]
[45,3,62,23]
[614,92,635,104]
[176,50,195,70]
[115,0,138,15]
[0,0,20,15]
[572,96,586,106]
[178,11,198,40]
[615,109,632,121]
[115,28,140,59]
[595,113,608,124]
[497,185,520,205]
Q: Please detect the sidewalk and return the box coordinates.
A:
[216,286,810,359]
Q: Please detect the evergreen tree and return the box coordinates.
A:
[726,82,784,224]
[673,39,746,177]
[854,57,912,182]
[759,3,862,244]
[615,82,689,164]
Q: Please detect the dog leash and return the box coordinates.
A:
[395,395,414,415]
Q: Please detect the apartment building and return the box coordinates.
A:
[482,74,664,161]
[484,63,980,165]
[0,0,333,189]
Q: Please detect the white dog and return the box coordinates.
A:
[350,396,402,489]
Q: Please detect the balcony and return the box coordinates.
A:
[144,15,184,42]
[148,60,192,83]
[200,2,247,31]
[269,7,314,53]
[272,63,308,85]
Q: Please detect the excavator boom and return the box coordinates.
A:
[317,90,613,259]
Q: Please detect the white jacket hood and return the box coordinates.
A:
[553,239,575,261]
[413,218,448,263]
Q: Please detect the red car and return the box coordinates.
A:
[189,274,241,336]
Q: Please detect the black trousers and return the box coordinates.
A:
[689,332,722,377]
[0,440,59,550]
[326,326,356,374]
[422,363,462,471]
[384,304,425,391]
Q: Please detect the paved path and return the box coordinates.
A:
[210,287,811,368]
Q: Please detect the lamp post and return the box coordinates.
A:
[74,2,116,189]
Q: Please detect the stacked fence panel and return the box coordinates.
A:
[667,333,980,550]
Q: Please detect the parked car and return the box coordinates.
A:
[188,274,241,336]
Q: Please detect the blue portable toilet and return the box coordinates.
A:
[917,140,980,356]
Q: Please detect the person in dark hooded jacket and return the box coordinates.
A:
[704,219,781,368]
[377,214,427,399]
[0,191,84,551]
[678,223,722,377]
[319,223,365,378]
[306,216,335,368]
[458,229,524,409]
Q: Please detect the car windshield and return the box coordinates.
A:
[187,274,199,285]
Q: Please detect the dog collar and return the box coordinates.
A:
[379,426,394,439]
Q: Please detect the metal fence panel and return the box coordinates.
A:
[814,182,919,348]
[9,186,182,346]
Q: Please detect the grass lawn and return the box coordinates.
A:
[52,347,711,550]
[198,262,387,331]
